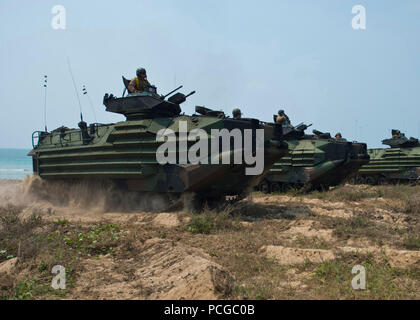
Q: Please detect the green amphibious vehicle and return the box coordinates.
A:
[29,81,289,207]
[258,125,370,193]
[355,130,420,185]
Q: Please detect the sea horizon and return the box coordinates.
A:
[0,148,33,180]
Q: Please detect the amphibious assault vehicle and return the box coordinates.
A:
[257,124,370,193]
[29,80,289,208]
[354,130,420,185]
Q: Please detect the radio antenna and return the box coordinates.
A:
[43,75,48,132]
[82,85,97,123]
[66,57,84,121]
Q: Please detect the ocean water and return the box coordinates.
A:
[0,148,33,180]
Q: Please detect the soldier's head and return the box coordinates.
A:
[136,68,147,79]
[232,108,242,119]
[278,109,285,115]
[392,129,401,139]
[335,132,342,139]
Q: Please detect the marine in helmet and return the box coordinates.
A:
[128,68,152,93]
[392,129,402,139]
[275,109,290,125]
[335,132,342,139]
[232,108,242,119]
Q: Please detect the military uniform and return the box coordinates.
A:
[275,113,290,125]
[128,77,152,93]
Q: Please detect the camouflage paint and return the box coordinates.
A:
[30,115,288,198]
[259,136,369,192]
[356,143,420,184]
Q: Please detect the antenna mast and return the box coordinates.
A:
[82,85,97,123]
[66,57,84,121]
[43,75,48,132]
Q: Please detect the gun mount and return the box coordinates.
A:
[382,137,420,148]
[281,122,312,139]
[103,82,196,120]
[195,106,226,118]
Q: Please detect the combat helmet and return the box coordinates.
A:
[136,68,146,77]
[232,108,242,118]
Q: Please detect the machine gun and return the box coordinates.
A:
[280,122,312,138]
[167,90,196,105]
[295,122,312,132]
[312,129,331,139]
[162,86,183,99]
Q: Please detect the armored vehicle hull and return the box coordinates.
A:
[258,132,369,193]
[30,90,288,207]
[355,139,420,185]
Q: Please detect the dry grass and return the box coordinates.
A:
[0,205,127,299]
[304,253,420,299]
[0,205,43,264]
[182,223,293,299]
[310,184,420,206]
[404,236,420,250]
[1,183,419,300]
[185,206,242,234]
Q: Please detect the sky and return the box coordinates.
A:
[0,0,419,149]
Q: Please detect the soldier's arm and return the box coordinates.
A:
[142,79,151,90]
[128,79,137,93]
[276,115,285,124]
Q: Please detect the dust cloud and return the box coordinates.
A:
[0,175,178,213]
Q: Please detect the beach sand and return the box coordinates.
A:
[0,177,419,299]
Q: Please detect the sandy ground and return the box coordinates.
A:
[0,177,419,299]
